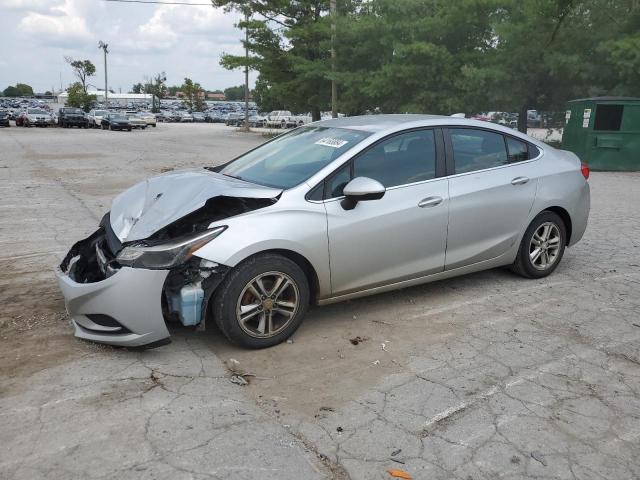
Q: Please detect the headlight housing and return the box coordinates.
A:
[116,226,226,269]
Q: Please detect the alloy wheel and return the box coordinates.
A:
[529,222,561,270]
[236,271,300,338]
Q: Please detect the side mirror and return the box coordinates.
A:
[341,177,385,210]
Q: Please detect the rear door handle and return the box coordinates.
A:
[511,176,529,185]
[418,196,443,208]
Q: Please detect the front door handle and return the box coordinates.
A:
[511,176,529,185]
[418,196,443,208]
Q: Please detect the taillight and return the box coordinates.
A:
[581,162,590,180]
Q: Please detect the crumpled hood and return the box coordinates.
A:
[110,169,282,242]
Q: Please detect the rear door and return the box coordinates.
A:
[324,128,449,295]
[444,128,539,270]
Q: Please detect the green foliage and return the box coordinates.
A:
[180,78,206,112]
[3,83,34,97]
[66,82,96,112]
[214,0,640,123]
[224,85,246,101]
[65,57,96,94]
[131,83,144,94]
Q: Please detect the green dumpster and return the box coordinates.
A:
[561,96,640,171]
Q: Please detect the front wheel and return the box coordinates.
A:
[212,254,310,348]
[512,211,566,279]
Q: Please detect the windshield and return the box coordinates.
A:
[28,109,46,114]
[111,115,127,121]
[95,110,107,115]
[66,108,82,113]
[220,126,370,189]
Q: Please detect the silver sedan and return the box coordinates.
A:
[56,115,590,348]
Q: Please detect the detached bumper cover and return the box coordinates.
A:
[56,266,170,347]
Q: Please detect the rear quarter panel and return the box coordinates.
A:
[528,148,590,247]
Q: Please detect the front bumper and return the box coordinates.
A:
[56,224,171,347]
[56,266,170,347]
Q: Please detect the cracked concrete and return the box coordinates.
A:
[1,124,639,479]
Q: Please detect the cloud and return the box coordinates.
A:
[0,0,249,92]
[17,0,91,47]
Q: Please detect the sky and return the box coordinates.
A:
[0,0,257,93]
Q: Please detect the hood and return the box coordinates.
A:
[110,169,282,242]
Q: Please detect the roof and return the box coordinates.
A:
[311,114,547,148]
[314,114,450,132]
[568,96,640,103]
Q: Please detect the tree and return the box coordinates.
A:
[3,83,34,97]
[223,85,245,101]
[145,72,168,113]
[65,57,96,94]
[131,83,144,94]
[180,77,206,111]
[66,82,96,112]
[214,0,337,120]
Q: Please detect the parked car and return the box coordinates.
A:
[101,113,132,131]
[58,108,88,128]
[225,112,244,126]
[192,112,206,122]
[23,108,55,127]
[248,114,266,128]
[137,112,157,127]
[87,109,109,128]
[0,111,11,127]
[56,115,590,349]
[126,114,147,129]
[265,110,296,128]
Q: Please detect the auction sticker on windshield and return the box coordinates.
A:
[315,137,349,148]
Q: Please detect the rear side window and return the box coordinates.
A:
[594,104,623,131]
[506,137,529,163]
[450,128,508,173]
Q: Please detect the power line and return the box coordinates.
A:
[103,0,212,5]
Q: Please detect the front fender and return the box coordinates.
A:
[192,204,331,297]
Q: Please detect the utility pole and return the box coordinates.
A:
[98,41,109,104]
[244,11,250,131]
[330,0,337,118]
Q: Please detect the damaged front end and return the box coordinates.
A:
[56,176,279,347]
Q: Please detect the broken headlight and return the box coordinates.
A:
[116,226,226,270]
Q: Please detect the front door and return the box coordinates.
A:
[325,129,449,295]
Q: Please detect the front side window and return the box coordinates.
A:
[450,128,508,173]
[353,129,437,188]
[220,126,370,189]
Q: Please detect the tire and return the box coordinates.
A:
[128,127,132,132]
[109,124,113,131]
[512,211,566,279]
[152,124,156,127]
[101,124,105,130]
[212,253,310,348]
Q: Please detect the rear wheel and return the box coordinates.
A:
[512,211,566,279]
[213,254,310,348]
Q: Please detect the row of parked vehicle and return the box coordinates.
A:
[0,107,157,131]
